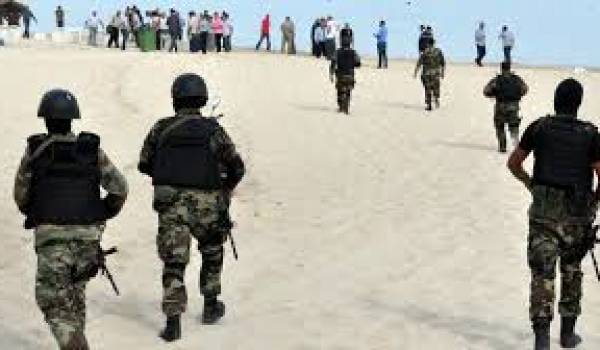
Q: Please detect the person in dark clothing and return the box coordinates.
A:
[166,9,181,53]
[508,78,600,350]
[329,35,361,114]
[418,25,433,54]
[55,6,65,28]
[340,23,353,47]
[311,19,320,56]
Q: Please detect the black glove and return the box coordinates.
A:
[103,193,124,220]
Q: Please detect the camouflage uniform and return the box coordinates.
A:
[13,133,128,350]
[528,186,593,321]
[138,109,244,317]
[335,75,355,113]
[416,47,446,108]
[484,73,529,151]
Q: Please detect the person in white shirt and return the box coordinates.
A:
[222,12,233,52]
[499,25,515,63]
[474,22,486,66]
[325,15,338,60]
[85,11,103,46]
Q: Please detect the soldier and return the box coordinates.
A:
[507,79,600,350]
[329,34,361,114]
[414,38,446,111]
[13,89,128,350]
[484,62,529,153]
[138,74,245,342]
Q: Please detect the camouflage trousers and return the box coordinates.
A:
[336,75,355,112]
[155,187,229,317]
[527,185,593,323]
[36,239,99,350]
[494,102,521,151]
[421,73,441,105]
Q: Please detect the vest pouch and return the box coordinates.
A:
[566,190,594,218]
[153,186,179,212]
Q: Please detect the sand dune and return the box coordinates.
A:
[0,45,599,350]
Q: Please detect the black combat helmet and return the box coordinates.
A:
[171,73,209,106]
[37,89,81,119]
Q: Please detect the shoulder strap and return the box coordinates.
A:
[157,115,216,148]
[28,135,58,163]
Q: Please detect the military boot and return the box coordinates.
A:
[533,320,551,350]
[203,297,226,324]
[159,315,181,342]
[425,102,432,111]
[560,317,582,348]
[434,98,440,109]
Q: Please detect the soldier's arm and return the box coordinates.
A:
[138,122,160,176]
[99,149,129,218]
[483,79,496,98]
[520,78,529,96]
[507,147,532,191]
[354,51,361,68]
[213,126,245,193]
[13,149,33,215]
[439,51,446,77]
[413,55,422,78]
[329,54,336,81]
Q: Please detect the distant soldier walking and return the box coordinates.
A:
[474,21,486,66]
[330,35,361,114]
[508,79,600,350]
[414,38,446,111]
[484,62,529,153]
[13,89,128,350]
[138,74,245,342]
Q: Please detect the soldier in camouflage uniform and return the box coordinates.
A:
[414,38,446,111]
[13,89,128,350]
[329,34,361,114]
[138,73,245,342]
[484,62,529,153]
[508,79,600,350]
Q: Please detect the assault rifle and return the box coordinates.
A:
[587,226,600,282]
[99,246,120,295]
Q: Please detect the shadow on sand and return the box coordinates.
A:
[386,102,426,112]
[435,140,497,152]
[290,103,335,113]
[363,298,530,350]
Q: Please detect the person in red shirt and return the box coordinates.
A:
[255,14,271,51]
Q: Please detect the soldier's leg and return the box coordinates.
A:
[196,225,226,324]
[36,243,89,350]
[494,116,507,153]
[433,77,441,108]
[507,110,521,147]
[528,220,560,349]
[157,212,192,317]
[421,76,432,110]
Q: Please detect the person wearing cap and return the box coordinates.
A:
[508,78,600,350]
[138,74,245,342]
[13,89,128,350]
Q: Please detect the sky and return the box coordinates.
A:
[21,0,600,67]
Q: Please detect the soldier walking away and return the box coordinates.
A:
[484,62,529,153]
[475,21,486,66]
[329,35,361,114]
[13,89,128,350]
[507,78,600,350]
[138,74,245,342]
[414,38,446,111]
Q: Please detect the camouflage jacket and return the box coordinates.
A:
[416,47,446,76]
[483,73,529,111]
[138,109,245,202]
[13,132,129,247]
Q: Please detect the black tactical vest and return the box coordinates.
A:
[152,116,223,189]
[533,116,597,191]
[28,133,106,226]
[495,74,522,103]
[336,48,357,76]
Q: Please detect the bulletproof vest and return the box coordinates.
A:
[422,48,441,71]
[336,48,357,76]
[495,74,523,103]
[533,116,597,191]
[28,133,106,226]
[152,116,223,189]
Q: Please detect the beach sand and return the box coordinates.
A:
[1,45,599,349]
